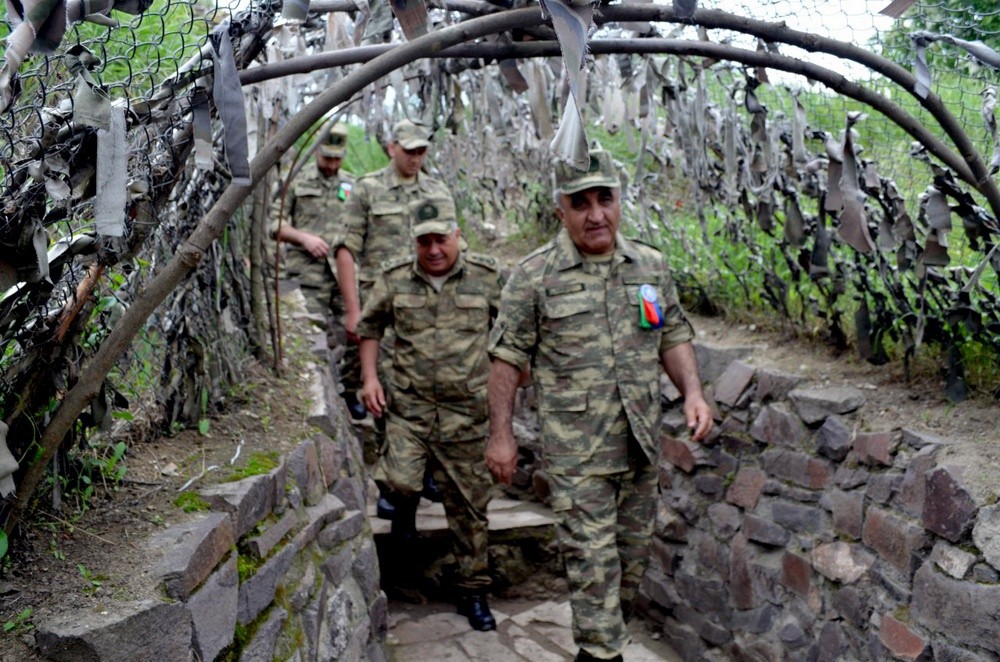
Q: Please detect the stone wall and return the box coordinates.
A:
[640,344,1000,661]
[33,331,387,662]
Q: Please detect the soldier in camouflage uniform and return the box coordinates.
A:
[356,198,502,632]
[333,119,452,343]
[333,119,452,506]
[485,148,713,661]
[271,122,366,418]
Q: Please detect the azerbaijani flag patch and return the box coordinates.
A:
[638,284,664,329]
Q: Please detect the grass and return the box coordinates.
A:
[236,551,263,583]
[3,608,33,635]
[226,451,281,482]
[173,492,211,513]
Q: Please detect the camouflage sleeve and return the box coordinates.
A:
[489,270,504,323]
[333,176,369,256]
[487,264,536,369]
[356,271,392,340]
[657,259,695,352]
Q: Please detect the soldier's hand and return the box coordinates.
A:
[485,431,518,484]
[685,394,714,442]
[362,379,386,418]
[300,234,330,259]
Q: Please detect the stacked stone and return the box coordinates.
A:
[642,345,1000,662]
[33,325,388,662]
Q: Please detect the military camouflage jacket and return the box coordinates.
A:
[357,252,503,442]
[271,162,354,278]
[335,165,453,284]
[488,229,694,475]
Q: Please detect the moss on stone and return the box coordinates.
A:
[172,491,210,513]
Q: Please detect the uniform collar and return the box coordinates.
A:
[383,165,422,189]
[412,251,465,284]
[552,229,637,271]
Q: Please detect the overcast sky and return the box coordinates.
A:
[695,0,899,84]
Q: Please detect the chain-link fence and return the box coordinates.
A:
[2,0,999,524]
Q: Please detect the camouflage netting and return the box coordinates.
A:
[1,0,999,526]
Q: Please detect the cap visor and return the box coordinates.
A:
[559,177,620,195]
[398,139,431,150]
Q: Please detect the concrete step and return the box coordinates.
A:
[367,494,557,536]
[371,483,681,661]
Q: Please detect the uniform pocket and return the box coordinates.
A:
[371,202,406,217]
[542,290,600,365]
[454,293,490,330]
[544,290,592,321]
[394,293,432,333]
[293,184,323,198]
[370,203,408,244]
[467,371,489,393]
[540,389,588,413]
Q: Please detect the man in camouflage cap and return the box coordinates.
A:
[333,119,445,302]
[271,121,362,415]
[356,197,502,632]
[486,148,713,661]
[332,118,452,501]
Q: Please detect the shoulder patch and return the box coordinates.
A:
[380,255,414,273]
[358,168,387,185]
[465,253,499,271]
[517,240,556,267]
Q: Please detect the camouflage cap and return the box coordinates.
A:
[410,195,458,237]
[553,149,620,195]
[318,122,348,158]
[392,119,432,150]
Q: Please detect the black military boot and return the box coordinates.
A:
[374,482,396,520]
[421,466,444,503]
[342,391,368,420]
[375,494,396,520]
[456,594,497,631]
[390,494,420,542]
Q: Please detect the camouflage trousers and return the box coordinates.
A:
[547,445,658,659]
[381,423,493,591]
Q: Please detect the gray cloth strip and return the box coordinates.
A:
[211,22,251,186]
[282,0,310,21]
[95,105,128,237]
[192,85,214,171]
[0,421,17,497]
